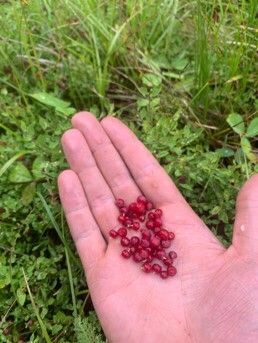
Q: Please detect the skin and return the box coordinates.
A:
[58,112,258,343]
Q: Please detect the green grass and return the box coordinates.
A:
[0,0,257,341]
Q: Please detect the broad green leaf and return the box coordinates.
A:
[226,113,245,135]
[216,147,235,158]
[172,57,188,71]
[32,157,46,178]
[22,182,36,206]
[30,92,75,116]
[142,74,162,87]
[246,117,258,138]
[9,162,32,183]
[17,288,26,306]
[0,264,10,289]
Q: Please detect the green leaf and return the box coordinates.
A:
[17,288,26,306]
[216,147,235,158]
[22,182,36,206]
[226,113,245,135]
[9,162,32,183]
[246,117,258,138]
[32,157,46,178]
[30,92,75,116]
[142,74,162,87]
[241,137,257,162]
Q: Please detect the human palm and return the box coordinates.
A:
[58,112,258,343]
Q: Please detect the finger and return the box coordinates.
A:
[232,174,258,257]
[72,112,140,203]
[58,170,106,272]
[61,128,119,239]
[101,116,198,214]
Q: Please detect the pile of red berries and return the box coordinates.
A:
[109,196,177,279]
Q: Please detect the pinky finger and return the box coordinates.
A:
[58,170,106,274]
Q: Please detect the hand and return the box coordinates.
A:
[58,112,258,343]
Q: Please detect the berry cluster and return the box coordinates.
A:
[109,196,177,279]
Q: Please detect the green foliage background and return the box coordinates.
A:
[0,0,257,341]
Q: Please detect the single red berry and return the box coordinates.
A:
[128,202,138,213]
[169,251,177,259]
[155,218,162,227]
[160,271,168,279]
[147,212,156,220]
[132,222,140,230]
[139,215,146,222]
[121,237,130,247]
[146,220,155,230]
[119,206,127,214]
[109,229,118,238]
[131,236,140,246]
[130,246,137,254]
[150,236,161,249]
[158,229,169,240]
[121,249,131,259]
[133,252,143,263]
[142,262,152,273]
[153,227,161,234]
[146,201,154,211]
[118,227,127,237]
[167,266,177,276]
[161,240,171,249]
[168,231,175,240]
[115,198,125,208]
[141,239,150,248]
[137,195,147,204]
[163,257,173,266]
[118,214,126,224]
[135,202,146,215]
[156,250,166,260]
[155,209,163,217]
[125,218,133,227]
[140,249,150,259]
[152,263,162,274]
[146,255,154,263]
[141,229,151,239]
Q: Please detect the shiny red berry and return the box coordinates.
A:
[146,201,154,211]
[118,214,126,224]
[156,250,166,260]
[169,251,177,259]
[117,227,127,237]
[109,229,118,238]
[167,266,177,276]
[155,209,163,217]
[161,240,171,249]
[121,237,130,247]
[137,195,147,204]
[115,198,125,208]
[147,212,156,220]
[142,262,152,273]
[133,252,143,263]
[141,239,150,248]
[132,222,140,231]
[139,215,146,222]
[163,257,173,266]
[155,218,162,227]
[158,229,169,240]
[131,236,140,246]
[150,236,161,249]
[160,271,168,279]
[152,263,162,274]
[121,249,131,259]
[146,220,155,230]
[119,206,127,214]
[168,231,175,240]
[141,229,151,239]
[140,249,149,260]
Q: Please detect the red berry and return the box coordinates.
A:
[130,246,137,254]
[146,255,154,263]
[160,271,168,279]
[115,198,125,208]
[139,215,146,222]
[169,251,177,259]
[121,237,130,247]
[128,202,138,213]
[155,218,162,227]
[118,214,126,224]
[146,201,154,211]
[140,249,149,259]
[163,257,173,266]
[141,229,151,239]
[109,229,118,238]
[141,239,150,248]
[121,249,131,259]
[131,236,140,246]
[150,236,161,249]
[146,220,155,230]
[132,222,140,230]
[133,252,143,263]
[168,231,175,240]
[119,206,127,214]
[158,229,169,240]
[152,263,162,274]
[137,195,147,204]
[142,262,152,273]
[147,212,156,220]
[153,227,161,234]
[167,266,177,276]
[155,209,163,217]
[118,227,127,237]
[161,240,171,249]
[156,250,166,260]
[125,218,133,227]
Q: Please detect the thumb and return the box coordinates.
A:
[233,174,258,257]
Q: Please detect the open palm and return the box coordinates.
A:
[58,112,258,343]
